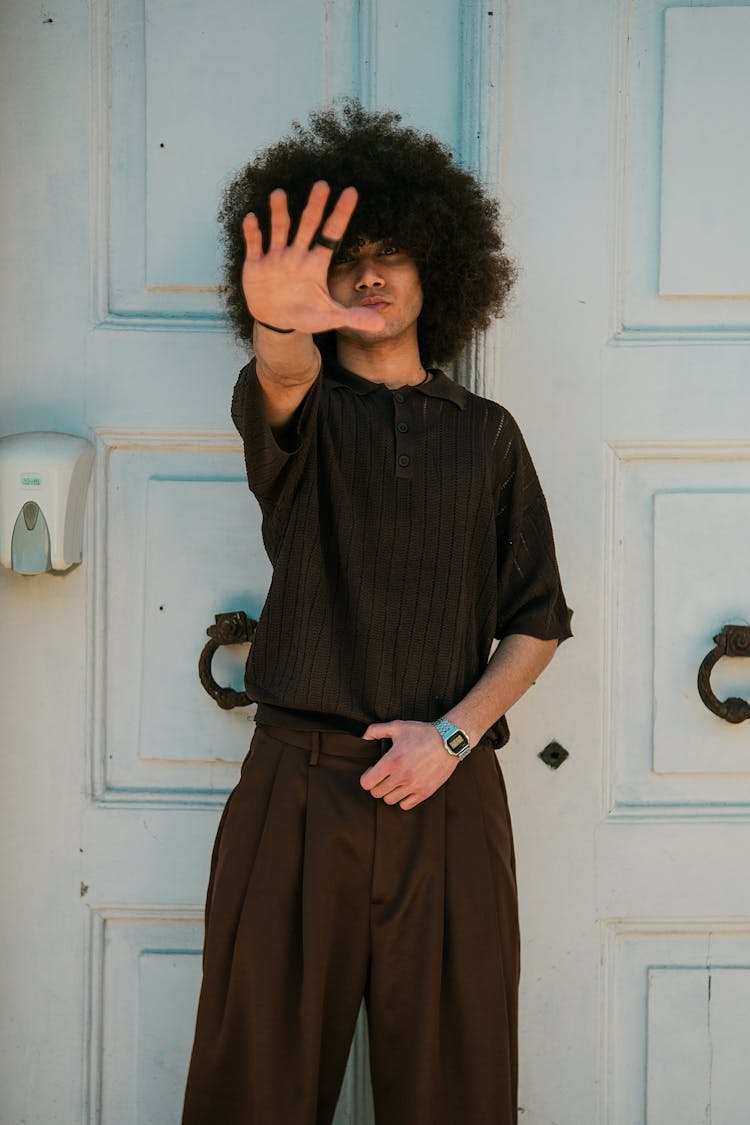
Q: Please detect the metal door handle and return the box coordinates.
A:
[198,611,257,710]
[697,624,750,724]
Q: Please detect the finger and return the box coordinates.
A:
[360,761,393,791]
[268,189,291,251]
[367,759,415,800]
[317,185,359,247]
[334,304,388,334]
[242,213,263,262]
[382,786,414,806]
[362,721,397,741]
[399,793,424,811]
[369,776,408,800]
[292,180,331,251]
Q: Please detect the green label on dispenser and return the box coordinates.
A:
[21,474,41,487]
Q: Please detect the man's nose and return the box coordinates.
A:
[353,259,385,289]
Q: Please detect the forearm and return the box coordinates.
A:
[444,634,559,747]
[253,323,321,429]
[253,322,319,384]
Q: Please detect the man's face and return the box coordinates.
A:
[328,240,423,345]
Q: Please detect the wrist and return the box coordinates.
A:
[442,709,482,750]
[255,318,295,334]
[432,716,472,761]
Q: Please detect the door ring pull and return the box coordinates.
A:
[697,624,750,724]
[198,610,257,710]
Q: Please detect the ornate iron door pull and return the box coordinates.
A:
[198,611,257,710]
[697,624,750,724]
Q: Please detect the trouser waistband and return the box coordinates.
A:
[255,723,390,765]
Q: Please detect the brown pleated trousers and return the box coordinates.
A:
[181,725,519,1125]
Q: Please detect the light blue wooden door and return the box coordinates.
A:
[87,4,489,1122]
[0,2,502,1123]
[4,2,750,1123]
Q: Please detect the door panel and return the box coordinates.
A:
[607,927,750,1125]
[90,911,203,1125]
[92,435,265,800]
[84,1,492,1123]
[498,1,750,1121]
[609,449,750,808]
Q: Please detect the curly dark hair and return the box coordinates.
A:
[218,101,516,366]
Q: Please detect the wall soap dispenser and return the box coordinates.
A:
[0,432,95,575]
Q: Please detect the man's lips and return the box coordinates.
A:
[359,297,390,309]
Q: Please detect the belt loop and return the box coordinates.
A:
[309,731,320,767]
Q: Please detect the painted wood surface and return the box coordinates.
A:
[1,1,749,1123]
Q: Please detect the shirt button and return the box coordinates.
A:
[398,454,411,468]
[397,421,409,433]
[394,393,405,404]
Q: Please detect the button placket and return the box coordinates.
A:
[392,391,415,478]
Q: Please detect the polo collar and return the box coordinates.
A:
[327,363,467,409]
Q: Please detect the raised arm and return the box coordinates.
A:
[241,181,385,429]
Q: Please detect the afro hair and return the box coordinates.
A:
[218,100,516,366]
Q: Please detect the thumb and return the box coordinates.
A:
[334,303,386,334]
[362,722,394,741]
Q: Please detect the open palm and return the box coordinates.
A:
[242,181,386,336]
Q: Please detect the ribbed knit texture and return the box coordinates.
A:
[232,360,571,747]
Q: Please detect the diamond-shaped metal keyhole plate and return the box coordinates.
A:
[538,741,569,770]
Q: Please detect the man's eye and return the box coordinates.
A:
[380,245,399,256]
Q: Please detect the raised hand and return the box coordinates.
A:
[242,181,386,337]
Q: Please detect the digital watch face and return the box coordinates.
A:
[447,731,469,753]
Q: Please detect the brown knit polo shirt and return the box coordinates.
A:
[231,359,572,747]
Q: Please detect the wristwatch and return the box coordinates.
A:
[432,717,472,761]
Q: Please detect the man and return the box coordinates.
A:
[182,102,571,1125]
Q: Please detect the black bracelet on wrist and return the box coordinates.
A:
[255,319,295,334]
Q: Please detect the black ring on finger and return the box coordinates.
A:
[316,233,341,252]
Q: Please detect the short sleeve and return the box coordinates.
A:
[494,414,573,643]
[231,359,320,510]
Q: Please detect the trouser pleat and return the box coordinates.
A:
[366,743,519,1125]
[181,725,519,1125]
